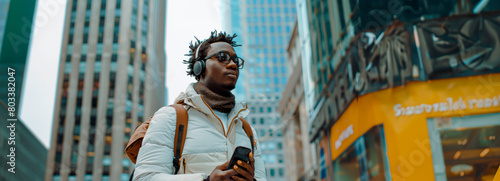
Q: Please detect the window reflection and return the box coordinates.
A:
[333,125,388,181]
[440,125,500,180]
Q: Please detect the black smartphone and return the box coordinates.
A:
[227,146,252,170]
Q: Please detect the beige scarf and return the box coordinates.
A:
[193,82,235,113]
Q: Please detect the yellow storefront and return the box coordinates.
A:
[329,73,500,180]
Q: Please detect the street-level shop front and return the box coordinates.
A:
[329,73,500,180]
[306,11,500,181]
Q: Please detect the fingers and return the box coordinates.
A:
[249,152,255,168]
[234,165,253,181]
[232,175,246,181]
[223,167,239,176]
[236,160,254,175]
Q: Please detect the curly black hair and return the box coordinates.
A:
[183,30,240,81]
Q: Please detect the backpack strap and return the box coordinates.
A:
[171,104,188,174]
[239,117,254,153]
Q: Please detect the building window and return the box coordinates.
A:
[268,142,275,150]
[333,125,388,180]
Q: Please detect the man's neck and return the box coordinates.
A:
[198,81,232,97]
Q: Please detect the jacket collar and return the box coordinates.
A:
[174,83,250,121]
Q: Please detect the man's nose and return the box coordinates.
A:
[226,59,237,69]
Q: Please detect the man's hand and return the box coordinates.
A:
[232,152,255,181]
[207,160,238,181]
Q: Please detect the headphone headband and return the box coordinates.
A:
[194,41,205,60]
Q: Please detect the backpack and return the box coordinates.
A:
[125,104,255,179]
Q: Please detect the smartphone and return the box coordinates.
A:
[227,146,252,170]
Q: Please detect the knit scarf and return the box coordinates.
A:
[193,82,235,113]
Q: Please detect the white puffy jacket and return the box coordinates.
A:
[133,83,267,180]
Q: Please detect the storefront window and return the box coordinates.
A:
[428,113,500,181]
[334,145,361,180]
[333,125,389,181]
[364,126,388,180]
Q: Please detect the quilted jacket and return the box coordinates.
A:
[133,83,267,180]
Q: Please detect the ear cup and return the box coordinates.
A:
[193,60,205,76]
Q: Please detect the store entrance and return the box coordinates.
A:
[428,113,500,181]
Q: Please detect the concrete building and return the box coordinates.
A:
[277,21,316,181]
[44,0,166,180]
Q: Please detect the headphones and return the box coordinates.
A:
[193,41,206,76]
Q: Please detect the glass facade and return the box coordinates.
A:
[0,0,9,51]
[226,0,297,180]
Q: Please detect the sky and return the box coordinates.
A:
[20,0,222,148]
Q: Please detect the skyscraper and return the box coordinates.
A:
[223,0,297,180]
[44,0,166,180]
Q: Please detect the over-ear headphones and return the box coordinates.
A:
[193,41,206,76]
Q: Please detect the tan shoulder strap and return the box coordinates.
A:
[239,117,255,153]
[171,104,188,174]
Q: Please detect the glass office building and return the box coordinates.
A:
[223,0,297,180]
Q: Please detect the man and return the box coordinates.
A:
[133,31,267,181]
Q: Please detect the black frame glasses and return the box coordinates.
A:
[204,51,245,69]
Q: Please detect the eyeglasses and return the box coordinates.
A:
[204,51,245,69]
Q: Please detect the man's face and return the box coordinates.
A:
[200,42,239,92]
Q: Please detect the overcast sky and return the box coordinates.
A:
[20,0,221,148]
